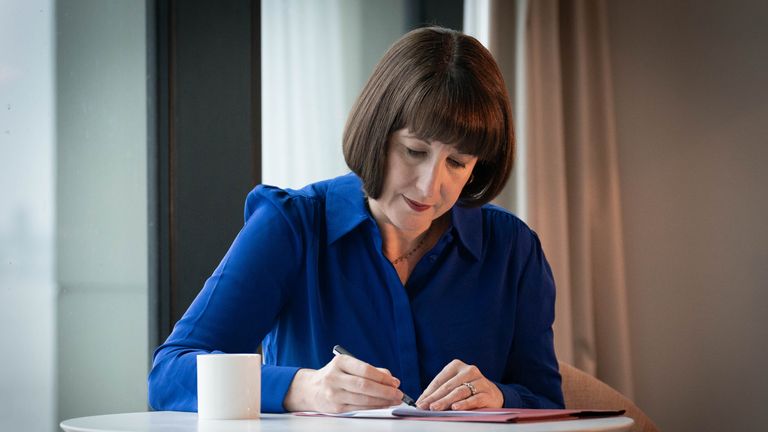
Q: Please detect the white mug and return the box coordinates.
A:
[197,353,261,419]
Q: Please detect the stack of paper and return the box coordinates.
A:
[296,403,625,423]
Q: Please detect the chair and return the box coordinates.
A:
[559,361,660,432]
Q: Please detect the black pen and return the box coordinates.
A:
[332,344,417,407]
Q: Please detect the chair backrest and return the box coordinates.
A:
[559,361,660,432]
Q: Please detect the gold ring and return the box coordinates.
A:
[462,381,477,396]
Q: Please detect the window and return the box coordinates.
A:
[0,1,149,429]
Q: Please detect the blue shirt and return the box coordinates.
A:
[148,173,563,413]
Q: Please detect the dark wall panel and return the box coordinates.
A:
[153,0,260,344]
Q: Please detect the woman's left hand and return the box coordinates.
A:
[416,359,504,411]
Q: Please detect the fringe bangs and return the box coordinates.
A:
[397,68,506,162]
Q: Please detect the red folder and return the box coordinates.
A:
[393,407,626,423]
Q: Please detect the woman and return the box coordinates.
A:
[148,26,563,414]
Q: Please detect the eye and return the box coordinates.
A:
[406,148,427,158]
[447,158,467,169]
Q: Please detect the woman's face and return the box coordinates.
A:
[368,128,478,235]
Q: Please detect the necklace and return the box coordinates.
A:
[391,225,432,265]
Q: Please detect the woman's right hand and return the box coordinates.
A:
[283,354,404,413]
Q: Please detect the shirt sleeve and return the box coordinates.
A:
[498,228,564,409]
[147,186,305,413]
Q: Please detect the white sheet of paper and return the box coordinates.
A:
[303,403,515,418]
[298,404,402,418]
[392,404,513,417]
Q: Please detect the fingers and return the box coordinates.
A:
[450,392,489,411]
[335,371,403,404]
[417,360,480,409]
[324,355,402,410]
[375,367,400,387]
[421,380,475,411]
[291,356,406,413]
[334,355,400,387]
[416,359,504,411]
[425,382,470,411]
[418,359,462,402]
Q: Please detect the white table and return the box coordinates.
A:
[61,411,634,432]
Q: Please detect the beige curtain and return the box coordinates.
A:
[489,0,634,397]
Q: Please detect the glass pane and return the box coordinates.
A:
[0,0,149,429]
[0,1,55,430]
[55,0,149,423]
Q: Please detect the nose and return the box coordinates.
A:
[416,159,443,199]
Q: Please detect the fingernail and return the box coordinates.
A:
[393,378,400,386]
[416,401,427,409]
[430,403,440,411]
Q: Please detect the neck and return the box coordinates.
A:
[367,199,433,262]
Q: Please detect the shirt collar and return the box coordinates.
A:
[325,173,372,245]
[325,173,483,261]
[449,203,483,261]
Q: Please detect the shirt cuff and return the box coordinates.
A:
[492,380,535,408]
[261,364,301,413]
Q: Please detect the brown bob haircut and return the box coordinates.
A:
[343,26,514,207]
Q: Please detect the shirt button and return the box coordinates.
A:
[429,255,437,262]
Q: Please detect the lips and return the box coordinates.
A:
[403,195,431,212]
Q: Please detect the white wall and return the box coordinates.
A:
[606,1,768,431]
